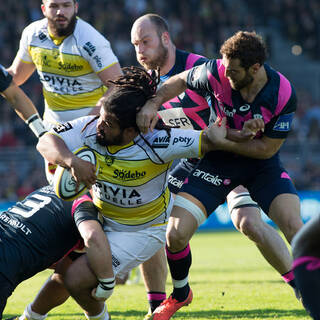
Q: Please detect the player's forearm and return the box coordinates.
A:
[156,72,188,108]
[37,133,76,168]
[216,138,281,159]
[81,220,114,279]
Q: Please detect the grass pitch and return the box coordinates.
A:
[4,231,309,319]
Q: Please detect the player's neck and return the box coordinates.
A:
[239,66,267,103]
[159,45,176,76]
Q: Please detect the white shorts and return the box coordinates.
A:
[105,224,167,279]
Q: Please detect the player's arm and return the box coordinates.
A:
[89,63,123,115]
[137,70,189,134]
[2,81,47,137]
[205,117,284,159]
[73,196,115,300]
[37,133,96,188]
[7,56,36,86]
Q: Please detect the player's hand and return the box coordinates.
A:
[241,118,265,139]
[205,117,228,147]
[136,98,160,134]
[70,156,97,190]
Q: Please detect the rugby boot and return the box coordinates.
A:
[151,289,193,320]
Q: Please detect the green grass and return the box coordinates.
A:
[4,231,309,319]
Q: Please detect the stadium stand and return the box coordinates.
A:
[0,0,320,201]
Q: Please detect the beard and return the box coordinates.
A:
[47,12,77,37]
[230,71,254,90]
[96,129,124,147]
[138,42,169,71]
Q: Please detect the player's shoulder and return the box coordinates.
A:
[22,18,48,37]
[175,49,208,72]
[73,18,110,47]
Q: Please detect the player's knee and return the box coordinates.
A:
[166,228,189,252]
[234,210,264,242]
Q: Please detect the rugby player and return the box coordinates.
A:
[137,31,304,320]
[292,214,320,319]
[0,64,46,138]
[1,187,114,320]
[132,14,300,319]
[34,67,262,320]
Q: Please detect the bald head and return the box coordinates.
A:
[132,14,169,38]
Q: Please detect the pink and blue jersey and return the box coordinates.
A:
[157,49,213,130]
[187,59,296,139]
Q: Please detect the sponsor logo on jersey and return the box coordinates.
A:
[239,104,251,112]
[253,113,263,119]
[39,74,84,93]
[39,32,47,41]
[113,169,146,181]
[168,117,191,128]
[168,175,184,189]
[193,169,223,186]
[152,136,170,148]
[224,107,236,117]
[273,113,294,132]
[58,62,84,73]
[172,136,194,147]
[83,42,96,57]
[0,213,32,235]
[93,55,102,68]
[53,122,73,133]
[94,182,142,206]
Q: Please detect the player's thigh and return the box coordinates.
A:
[107,225,166,280]
[0,274,16,316]
[292,214,320,258]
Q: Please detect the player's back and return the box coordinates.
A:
[0,186,79,284]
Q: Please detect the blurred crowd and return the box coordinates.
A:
[0,0,320,201]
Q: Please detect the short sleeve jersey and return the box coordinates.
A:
[0,64,12,92]
[187,59,297,139]
[49,116,202,226]
[158,49,213,130]
[16,18,119,123]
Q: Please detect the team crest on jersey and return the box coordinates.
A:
[152,136,170,148]
[105,155,115,166]
[51,48,60,60]
[38,32,47,41]
[53,122,73,133]
[273,113,294,132]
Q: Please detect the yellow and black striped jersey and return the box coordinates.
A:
[17,18,119,124]
[49,116,203,228]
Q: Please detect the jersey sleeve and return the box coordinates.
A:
[186,60,216,95]
[148,128,202,162]
[72,195,102,228]
[264,85,297,139]
[0,64,12,92]
[79,24,119,73]
[16,24,34,63]
[49,116,93,151]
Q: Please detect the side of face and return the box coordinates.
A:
[222,55,255,90]
[41,0,78,36]
[96,108,124,146]
[131,19,169,70]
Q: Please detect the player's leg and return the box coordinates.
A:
[228,186,294,278]
[140,159,195,319]
[64,225,166,320]
[292,214,320,319]
[16,253,80,320]
[249,165,304,297]
[0,274,16,319]
[140,248,167,318]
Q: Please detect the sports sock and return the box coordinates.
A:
[20,304,47,320]
[166,243,192,302]
[147,292,166,312]
[293,256,320,319]
[84,304,110,320]
[281,269,296,288]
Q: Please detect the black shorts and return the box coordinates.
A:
[0,272,15,318]
[180,151,298,215]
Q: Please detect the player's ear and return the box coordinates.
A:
[250,63,261,75]
[161,31,170,46]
